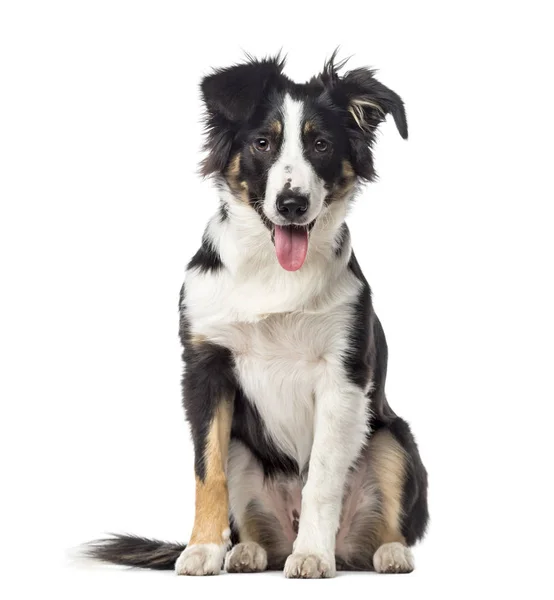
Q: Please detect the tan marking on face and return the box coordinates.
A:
[189,400,234,546]
[190,334,207,346]
[225,153,249,203]
[303,120,315,135]
[340,162,357,196]
[342,159,355,178]
[226,153,241,178]
[270,121,282,136]
[370,429,408,545]
[325,160,357,203]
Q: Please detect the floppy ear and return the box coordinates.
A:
[340,67,408,140]
[319,56,408,181]
[200,56,285,176]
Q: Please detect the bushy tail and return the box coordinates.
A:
[84,534,186,570]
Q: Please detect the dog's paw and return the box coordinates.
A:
[175,544,224,576]
[373,542,414,574]
[284,551,336,579]
[225,542,268,573]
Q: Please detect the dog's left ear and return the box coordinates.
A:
[320,59,407,180]
[338,67,408,140]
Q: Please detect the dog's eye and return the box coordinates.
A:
[314,139,329,153]
[254,138,270,152]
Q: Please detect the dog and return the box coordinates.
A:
[86,53,429,578]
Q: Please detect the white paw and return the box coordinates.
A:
[175,544,225,576]
[373,542,414,574]
[224,542,268,573]
[284,552,336,579]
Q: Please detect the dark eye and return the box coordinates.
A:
[254,138,270,152]
[314,139,329,153]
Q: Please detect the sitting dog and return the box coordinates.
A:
[87,53,429,578]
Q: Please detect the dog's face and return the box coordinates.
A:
[201,55,407,270]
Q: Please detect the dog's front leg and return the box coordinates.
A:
[175,339,235,576]
[284,370,369,579]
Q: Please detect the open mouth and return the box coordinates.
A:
[272,222,315,272]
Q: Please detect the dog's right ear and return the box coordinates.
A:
[200,56,285,177]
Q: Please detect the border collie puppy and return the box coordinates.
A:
[87,54,429,578]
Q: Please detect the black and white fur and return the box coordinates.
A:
[86,54,429,578]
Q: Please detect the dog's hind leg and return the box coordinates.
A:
[372,417,429,573]
[226,421,428,574]
[369,426,416,573]
[226,440,301,572]
[335,418,428,573]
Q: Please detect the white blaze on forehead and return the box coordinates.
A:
[276,95,307,181]
[264,94,325,223]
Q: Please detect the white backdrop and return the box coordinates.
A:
[1,1,552,598]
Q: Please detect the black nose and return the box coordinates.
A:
[276,192,309,220]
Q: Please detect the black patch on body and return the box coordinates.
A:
[232,387,299,479]
[187,233,223,274]
[343,251,374,390]
[179,295,235,481]
[345,251,397,422]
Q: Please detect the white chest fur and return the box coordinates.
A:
[185,269,360,469]
[231,309,353,468]
[183,201,360,469]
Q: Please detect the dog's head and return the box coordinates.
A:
[200,53,407,271]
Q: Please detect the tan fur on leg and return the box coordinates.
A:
[370,430,414,572]
[176,400,233,575]
[189,401,233,545]
[371,429,408,544]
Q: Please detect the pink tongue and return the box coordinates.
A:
[274,225,309,271]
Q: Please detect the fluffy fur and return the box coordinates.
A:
[85,52,429,578]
